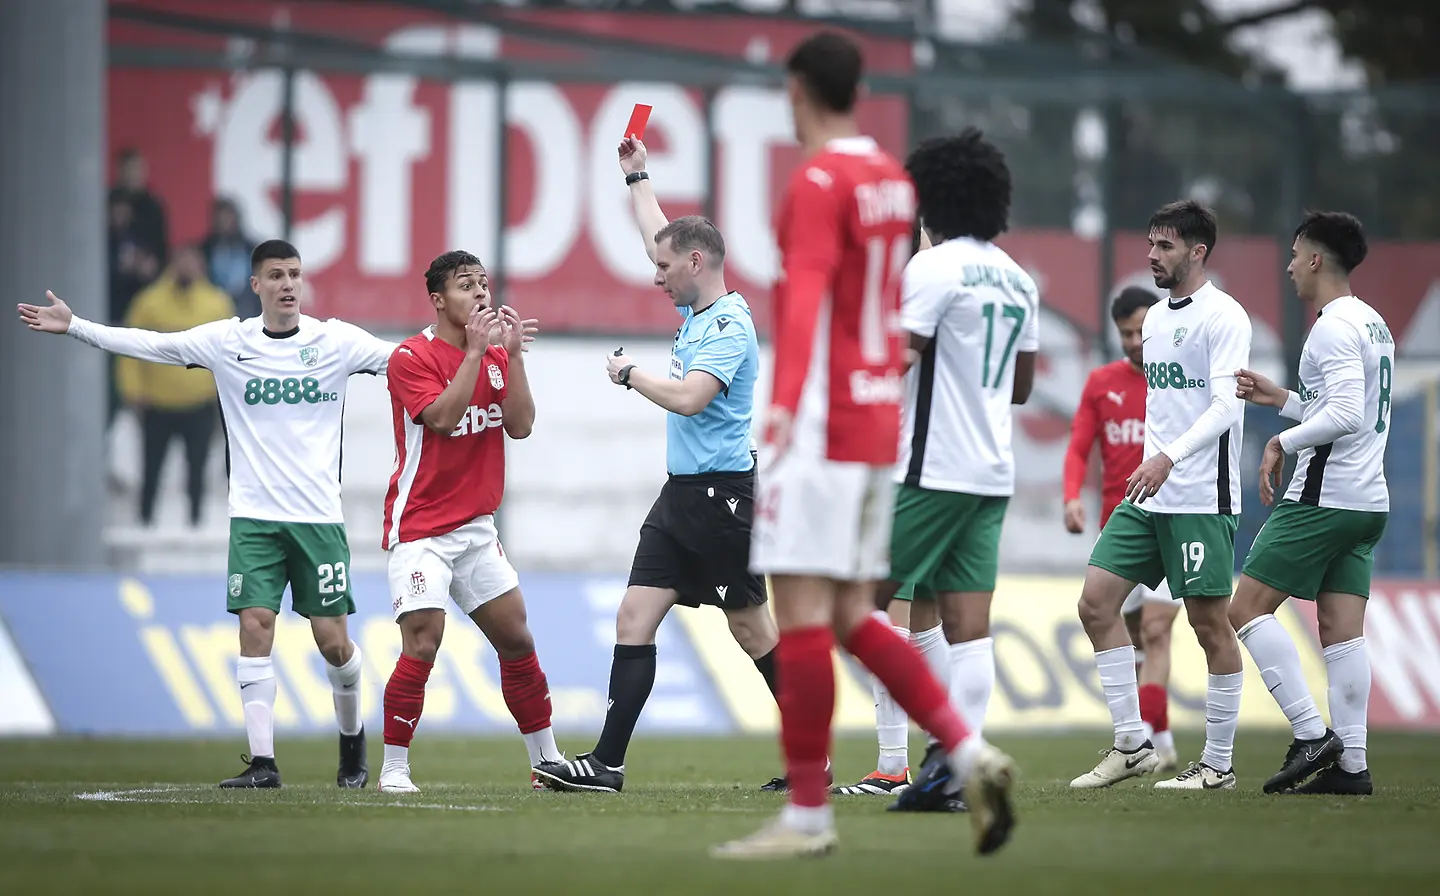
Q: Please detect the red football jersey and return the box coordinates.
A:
[1063,359,1147,526]
[771,136,914,464]
[382,329,509,547]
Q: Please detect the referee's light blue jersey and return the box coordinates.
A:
[667,292,758,475]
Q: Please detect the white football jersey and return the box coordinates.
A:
[1279,296,1393,511]
[1140,281,1251,514]
[895,237,1040,495]
[69,314,395,524]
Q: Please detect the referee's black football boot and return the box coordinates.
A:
[337,726,369,789]
[760,758,833,792]
[219,754,281,789]
[1291,765,1373,796]
[887,743,966,813]
[531,753,624,793]
[1263,729,1344,794]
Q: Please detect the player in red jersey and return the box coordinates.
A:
[376,250,567,793]
[1063,287,1181,773]
[711,31,1016,860]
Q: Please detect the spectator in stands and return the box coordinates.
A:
[107,193,160,422]
[117,244,235,527]
[202,197,259,319]
[108,147,168,268]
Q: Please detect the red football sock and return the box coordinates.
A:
[383,653,433,747]
[1139,683,1169,734]
[777,626,835,809]
[499,651,553,735]
[845,615,970,752]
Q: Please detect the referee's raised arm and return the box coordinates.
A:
[618,136,668,265]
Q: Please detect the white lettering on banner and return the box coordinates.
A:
[213,71,348,271]
[350,26,439,275]
[1364,588,1440,720]
[589,83,707,284]
[200,26,796,285]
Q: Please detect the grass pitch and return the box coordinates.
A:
[1,730,1437,895]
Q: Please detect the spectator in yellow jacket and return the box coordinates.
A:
[117,245,236,526]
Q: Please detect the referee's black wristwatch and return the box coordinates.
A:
[617,364,636,389]
[625,171,649,186]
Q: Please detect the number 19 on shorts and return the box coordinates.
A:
[1181,542,1205,573]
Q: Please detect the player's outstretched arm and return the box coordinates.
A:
[497,306,536,439]
[618,137,669,265]
[19,289,221,368]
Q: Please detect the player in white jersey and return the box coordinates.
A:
[1230,212,1390,796]
[18,240,395,789]
[835,132,1038,809]
[1071,201,1252,791]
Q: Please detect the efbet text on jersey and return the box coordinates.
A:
[450,403,504,438]
[1143,361,1206,391]
[849,369,906,405]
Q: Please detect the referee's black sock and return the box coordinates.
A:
[753,649,779,699]
[592,643,657,769]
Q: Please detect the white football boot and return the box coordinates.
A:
[1069,742,1160,788]
[1153,761,1236,790]
[377,759,420,793]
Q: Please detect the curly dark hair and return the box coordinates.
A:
[1294,210,1367,273]
[904,129,1012,243]
[424,250,484,295]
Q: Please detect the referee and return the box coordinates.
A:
[532,136,781,794]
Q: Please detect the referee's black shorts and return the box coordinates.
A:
[627,470,767,611]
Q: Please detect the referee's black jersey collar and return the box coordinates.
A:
[690,291,739,317]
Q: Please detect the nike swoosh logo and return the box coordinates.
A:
[237,354,260,362]
[1185,576,1201,585]
[240,682,257,690]
[1124,754,1149,769]
[1303,746,1324,762]
[1142,336,1153,343]
[320,594,345,607]
[1202,777,1229,789]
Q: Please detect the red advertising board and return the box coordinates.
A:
[109,1,1440,351]
[1290,581,1440,730]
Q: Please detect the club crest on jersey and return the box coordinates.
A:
[228,573,243,597]
[487,363,504,390]
[1172,327,1188,347]
[299,347,320,368]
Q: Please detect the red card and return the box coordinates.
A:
[624,104,652,140]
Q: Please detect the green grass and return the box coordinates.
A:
[1,731,1438,895]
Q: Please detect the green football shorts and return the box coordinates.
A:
[226,517,355,617]
[1088,500,1237,599]
[1241,500,1387,600]
[889,484,1009,600]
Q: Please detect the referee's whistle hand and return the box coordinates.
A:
[606,352,634,383]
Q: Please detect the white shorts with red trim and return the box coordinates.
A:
[386,515,519,621]
[749,445,895,581]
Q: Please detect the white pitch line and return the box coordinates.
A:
[72,787,508,811]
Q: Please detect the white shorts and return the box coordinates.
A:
[749,446,894,581]
[386,515,520,621]
[1121,577,1175,615]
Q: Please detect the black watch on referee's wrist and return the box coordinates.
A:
[625,170,649,186]
[618,364,636,389]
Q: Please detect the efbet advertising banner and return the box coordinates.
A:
[2,572,1439,737]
